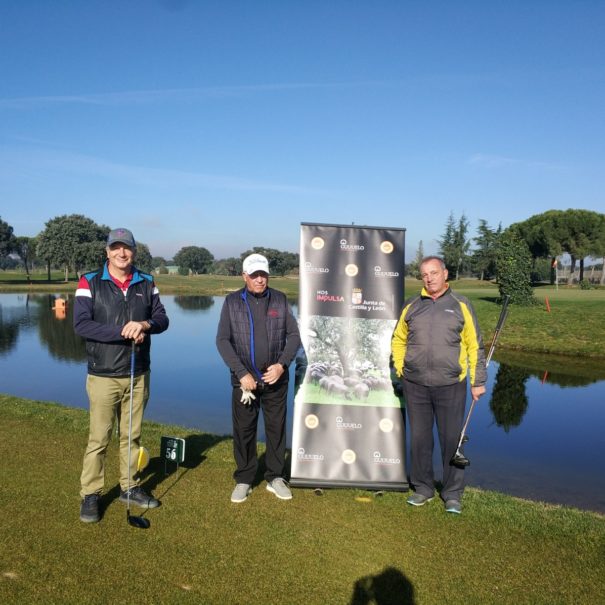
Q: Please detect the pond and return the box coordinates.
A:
[1,292,604,514]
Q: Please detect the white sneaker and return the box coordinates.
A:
[231,483,251,503]
[266,478,292,500]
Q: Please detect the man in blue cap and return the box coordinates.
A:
[74,227,169,523]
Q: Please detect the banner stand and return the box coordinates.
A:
[291,223,408,491]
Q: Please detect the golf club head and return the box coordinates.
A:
[450,450,470,468]
[127,512,150,529]
[137,446,150,473]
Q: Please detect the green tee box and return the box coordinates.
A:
[160,436,186,464]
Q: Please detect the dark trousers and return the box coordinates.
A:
[404,379,467,501]
[231,380,288,484]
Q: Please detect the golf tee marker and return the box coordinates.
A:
[161,436,185,474]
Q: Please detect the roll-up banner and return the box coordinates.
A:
[291,223,408,491]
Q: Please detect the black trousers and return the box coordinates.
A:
[231,380,288,484]
[403,379,467,501]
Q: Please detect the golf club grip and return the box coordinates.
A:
[495,295,510,330]
[485,295,510,367]
[130,339,136,375]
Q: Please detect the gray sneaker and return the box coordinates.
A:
[266,478,292,500]
[407,493,434,506]
[119,486,160,509]
[231,483,251,503]
[445,499,462,514]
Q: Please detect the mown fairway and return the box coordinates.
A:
[1,396,604,605]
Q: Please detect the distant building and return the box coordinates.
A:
[154,265,180,275]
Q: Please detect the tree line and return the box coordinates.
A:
[0,214,300,279]
[1,210,604,302]
[409,209,605,291]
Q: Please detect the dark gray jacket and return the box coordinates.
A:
[391,287,486,387]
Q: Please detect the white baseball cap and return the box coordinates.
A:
[243,253,270,275]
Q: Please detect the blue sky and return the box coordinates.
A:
[1,1,603,260]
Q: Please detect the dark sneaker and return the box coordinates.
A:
[266,478,292,500]
[80,493,100,523]
[445,499,462,514]
[406,493,434,506]
[231,483,252,503]
[120,486,160,509]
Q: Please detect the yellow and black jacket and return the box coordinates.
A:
[391,286,486,388]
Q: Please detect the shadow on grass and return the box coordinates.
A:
[103,433,230,511]
[477,295,503,304]
[251,448,295,488]
[350,566,416,605]
[251,450,279,488]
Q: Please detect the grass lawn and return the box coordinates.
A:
[1,395,604,605]
[468,290,605,357]
[0,270,301,297]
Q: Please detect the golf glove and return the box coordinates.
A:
[240,389,256,405]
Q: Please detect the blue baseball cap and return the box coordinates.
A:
[107,228,136,248]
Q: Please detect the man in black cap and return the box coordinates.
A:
[74,227,169,523]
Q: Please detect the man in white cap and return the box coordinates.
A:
[216,253,301,503]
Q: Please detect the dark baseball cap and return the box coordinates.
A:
[107,228,136,248]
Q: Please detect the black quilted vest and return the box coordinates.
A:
[225,287,288,383]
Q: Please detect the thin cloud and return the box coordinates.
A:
[0,74,511,110]
[468,153,518,168]
[0,81,389,109]
[468,153,563,171]
[0,145,329,195]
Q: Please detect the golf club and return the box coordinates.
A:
[126,340,150,529]
[450,295,510,468]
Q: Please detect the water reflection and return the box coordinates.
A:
[489,364,530,432]
[0,307,20,354]
[0,293,39,355]
[495,349,605,387]
[36,295,87,362]
[173,296,214,311]
[0,294,86,361]
[0,293,604,513]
